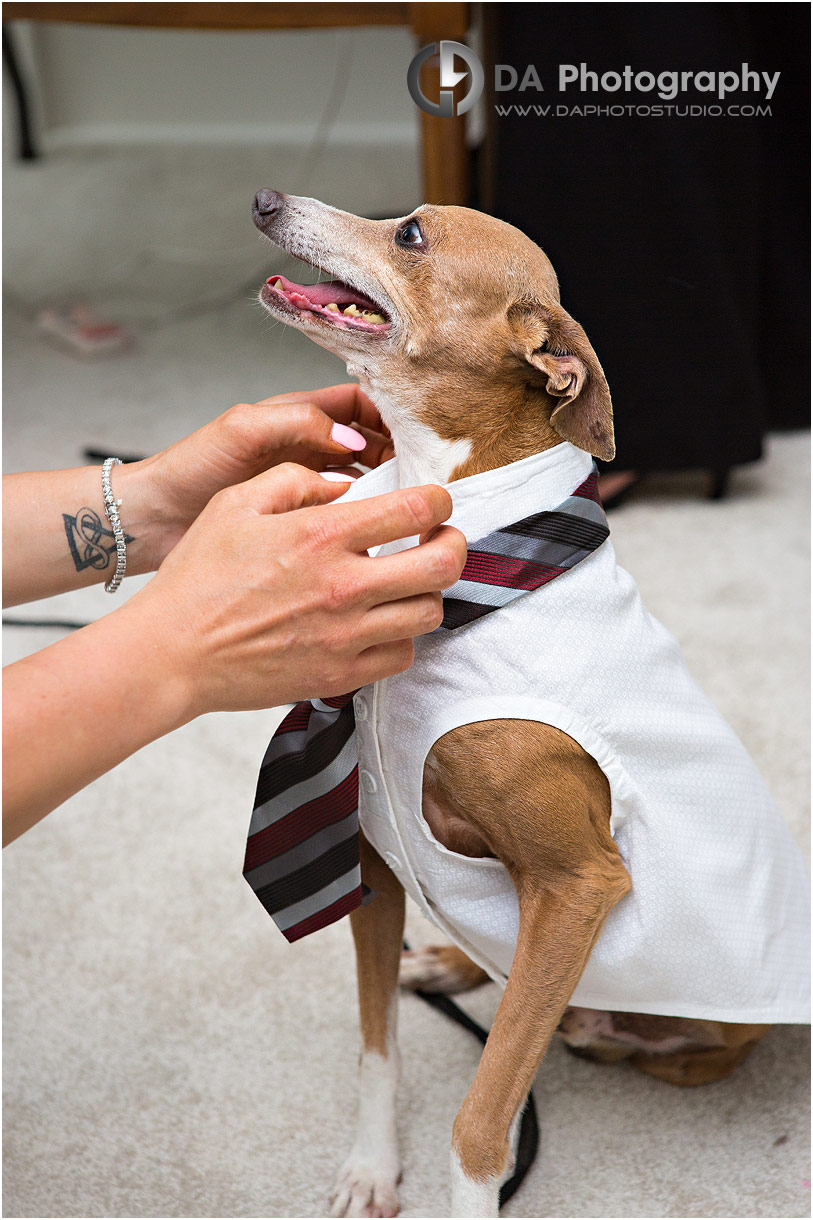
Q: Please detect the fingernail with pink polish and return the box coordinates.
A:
[331,422,366,451]
[320,471,357,482]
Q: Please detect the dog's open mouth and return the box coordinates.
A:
[262,275,392,333]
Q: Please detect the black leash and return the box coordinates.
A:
[403,942,539,1209]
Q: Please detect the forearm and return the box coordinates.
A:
[1,462,465,847]
[1,388,389,609]
[2,600,192,844]
[2,458,170,607]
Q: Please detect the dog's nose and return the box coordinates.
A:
[253,188,283,217]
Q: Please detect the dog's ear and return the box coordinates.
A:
[507,300,615,461]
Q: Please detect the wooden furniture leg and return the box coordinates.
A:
[2,26,38,159]
[409,3,470,205]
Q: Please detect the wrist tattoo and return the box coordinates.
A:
[62,507,135,573]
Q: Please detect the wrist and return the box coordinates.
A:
[2,595,199,842]
[104,590,200,733]
[115,456,188,575]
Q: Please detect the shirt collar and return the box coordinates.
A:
[335,442,595,551]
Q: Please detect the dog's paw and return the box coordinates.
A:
[329,1158,401,1218]
[400,944,490,994]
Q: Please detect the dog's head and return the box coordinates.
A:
[253,190,614,463]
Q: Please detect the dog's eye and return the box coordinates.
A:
[395,219,425,249]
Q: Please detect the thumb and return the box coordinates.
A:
[234,462,355,516]
[245,401,367,456]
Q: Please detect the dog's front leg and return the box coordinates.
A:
[450,865,630,1216]
[331,830,405,1218]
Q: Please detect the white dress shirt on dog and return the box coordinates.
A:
[335,441,810,1023]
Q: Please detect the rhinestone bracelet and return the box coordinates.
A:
[101,457,126,593]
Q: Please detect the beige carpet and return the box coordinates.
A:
[3,294,810,1217]
[3,146,810,1218]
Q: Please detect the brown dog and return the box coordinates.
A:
[252,191,806,1217]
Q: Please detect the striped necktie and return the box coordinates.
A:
[244,465,609,942]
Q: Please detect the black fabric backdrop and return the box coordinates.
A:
[483,2,810,473]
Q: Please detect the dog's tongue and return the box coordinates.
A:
[269,275,378,312]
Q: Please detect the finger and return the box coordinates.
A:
[333,485,454,552]
[229,462,351,515]
[319,470,359,483]
[341,423,395,468]
[349,638,416,688]
[253,384,383,436]
[321,466,363,479]
[304,383,383,435]
[236,401,367,457]
[355,525,467,604]
[357,592,445,646]
[305,423,391,470]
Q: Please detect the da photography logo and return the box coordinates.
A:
[408,41,484,117]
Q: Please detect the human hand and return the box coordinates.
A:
[122,384,393,570]
[122,463,466,717]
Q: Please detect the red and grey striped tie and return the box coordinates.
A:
[244,465,609,941]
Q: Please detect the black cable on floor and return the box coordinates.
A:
[403,942,539,1209]
[3,617,87,631]
[82,449,144,465]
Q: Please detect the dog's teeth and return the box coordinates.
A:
[362,311,386,324]
[343,303,361,316]
[326,303,340,312]
[272,279,283,288]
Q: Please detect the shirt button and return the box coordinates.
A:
[385,851,401,872]
[359,769,377,794]
[353,695,368,722]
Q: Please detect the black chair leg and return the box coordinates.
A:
[708,468,731,500]
[2,26,39,160]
